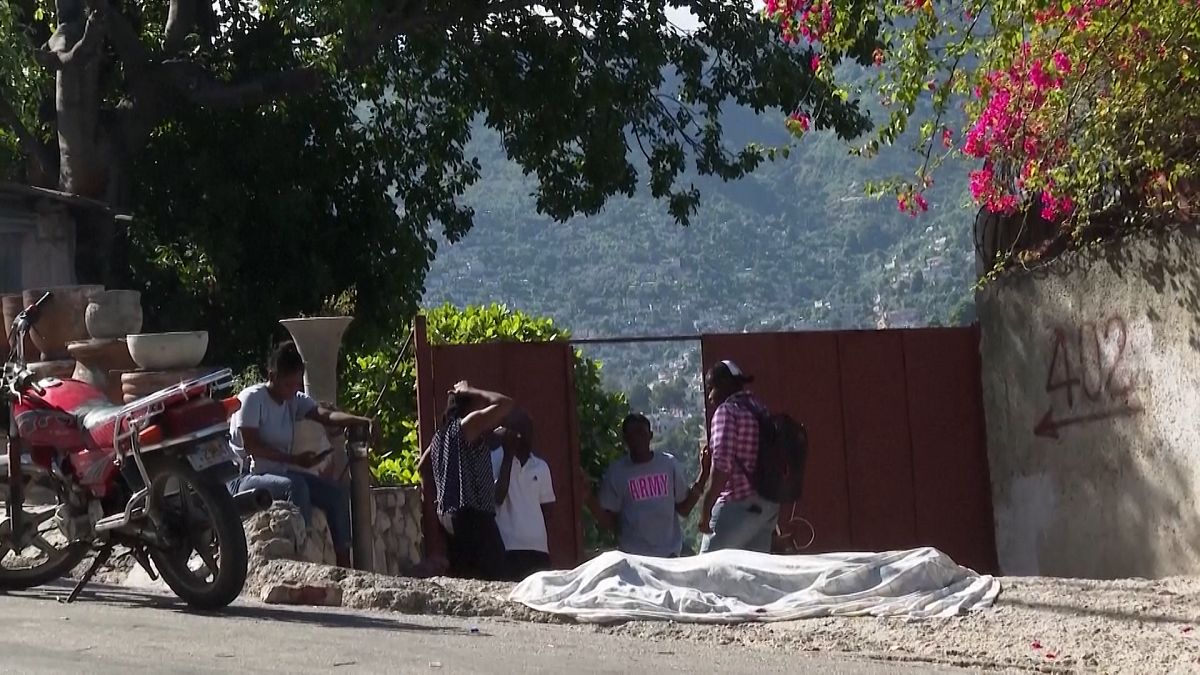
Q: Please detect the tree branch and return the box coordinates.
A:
[160,61,323,108]
[60,9,106,65]
[96,0,152,76]
[163,0,195,55]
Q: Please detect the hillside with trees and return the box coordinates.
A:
[422,102,979,394]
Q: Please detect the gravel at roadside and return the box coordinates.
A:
[243,560,1200,673]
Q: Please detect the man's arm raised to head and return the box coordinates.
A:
[455,382,515,444]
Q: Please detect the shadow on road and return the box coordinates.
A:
[1003,596,1198,627]
[8,580,460,634]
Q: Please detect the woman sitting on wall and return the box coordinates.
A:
[227,341,375,567]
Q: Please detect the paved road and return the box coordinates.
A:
[0,581,977,674]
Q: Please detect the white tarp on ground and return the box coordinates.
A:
[510,546,1000,623]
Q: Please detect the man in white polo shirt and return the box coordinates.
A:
[491,410,556,580]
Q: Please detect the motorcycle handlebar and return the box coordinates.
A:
[30,291,51,312]
[25,375,45,396]
[7,291,51,355]
[23,292,52,323]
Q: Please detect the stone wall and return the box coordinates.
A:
[979,226,1200,578]
[370,486,422,575]
[244,502,337,566]
[244,486,422,574]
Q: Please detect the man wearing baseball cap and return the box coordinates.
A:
[698,360,779,553]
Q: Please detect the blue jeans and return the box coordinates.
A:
[230,471,352,551]
[700,495,780,554]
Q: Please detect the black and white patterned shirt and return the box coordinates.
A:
[431,418,495,516]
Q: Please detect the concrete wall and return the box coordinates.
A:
[979,226,1200,578]
[0,195,76,293]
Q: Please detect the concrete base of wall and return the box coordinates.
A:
[980,226,1200,578]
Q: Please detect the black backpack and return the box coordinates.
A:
[735,406,809,504]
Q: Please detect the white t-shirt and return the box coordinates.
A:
[228,383,317,474]
[490,449,556,553]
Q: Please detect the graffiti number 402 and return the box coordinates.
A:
[1045,318,1135,410]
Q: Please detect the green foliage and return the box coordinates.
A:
[0,1,42,182]
[340,304,628,490]
[1,0,878,367]
[772,0,1200,263]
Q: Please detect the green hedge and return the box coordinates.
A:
[340,303,628,491]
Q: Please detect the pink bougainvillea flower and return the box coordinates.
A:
[969,167,994,200]
[873,48,885,66]
[1029,60,1054,90]
[787,111,811,134]
[915,193,929,211]
[941,128,953,148]
[811,54,821,71]
[1052,50,1072,75]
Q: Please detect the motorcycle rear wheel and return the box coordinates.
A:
[147,459,247,610]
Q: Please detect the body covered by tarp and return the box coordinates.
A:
[510,547,1000,623]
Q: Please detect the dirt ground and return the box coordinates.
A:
[243,560,1200,673]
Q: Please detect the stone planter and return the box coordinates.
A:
[23,285,103,360]
[278,319,349,461]
[106,369,132,404]
[278,317,353,403]
[121,367,215,402]
[370,486,423,576]
[67,339,137,392]
[1,294,36,360]
[127,331,208,371]
[28,359,75,380]
[85,290,143,340]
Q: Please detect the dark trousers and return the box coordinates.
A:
[503,550,551,581]
[446,509,506,581]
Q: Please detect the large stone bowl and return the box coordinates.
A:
[85,290,143,339]
[23,285,104,360]
[127,331,209,371]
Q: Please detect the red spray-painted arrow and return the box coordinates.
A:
[1034,404,1144,440]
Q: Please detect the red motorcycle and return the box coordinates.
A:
[1,292,269,608]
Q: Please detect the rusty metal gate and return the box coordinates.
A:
[415,318,998,574]
[701,327,998,573]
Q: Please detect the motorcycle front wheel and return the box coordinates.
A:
[0,465,90,590]
[0,503,90,590]
[146,459,248,610]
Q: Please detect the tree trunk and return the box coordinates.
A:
[52,0,107,198]
[47,0,128,287]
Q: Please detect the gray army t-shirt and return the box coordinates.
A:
[228,383,318,474]
[598,452,689,557]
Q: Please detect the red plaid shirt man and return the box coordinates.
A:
[710,391,767,502]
